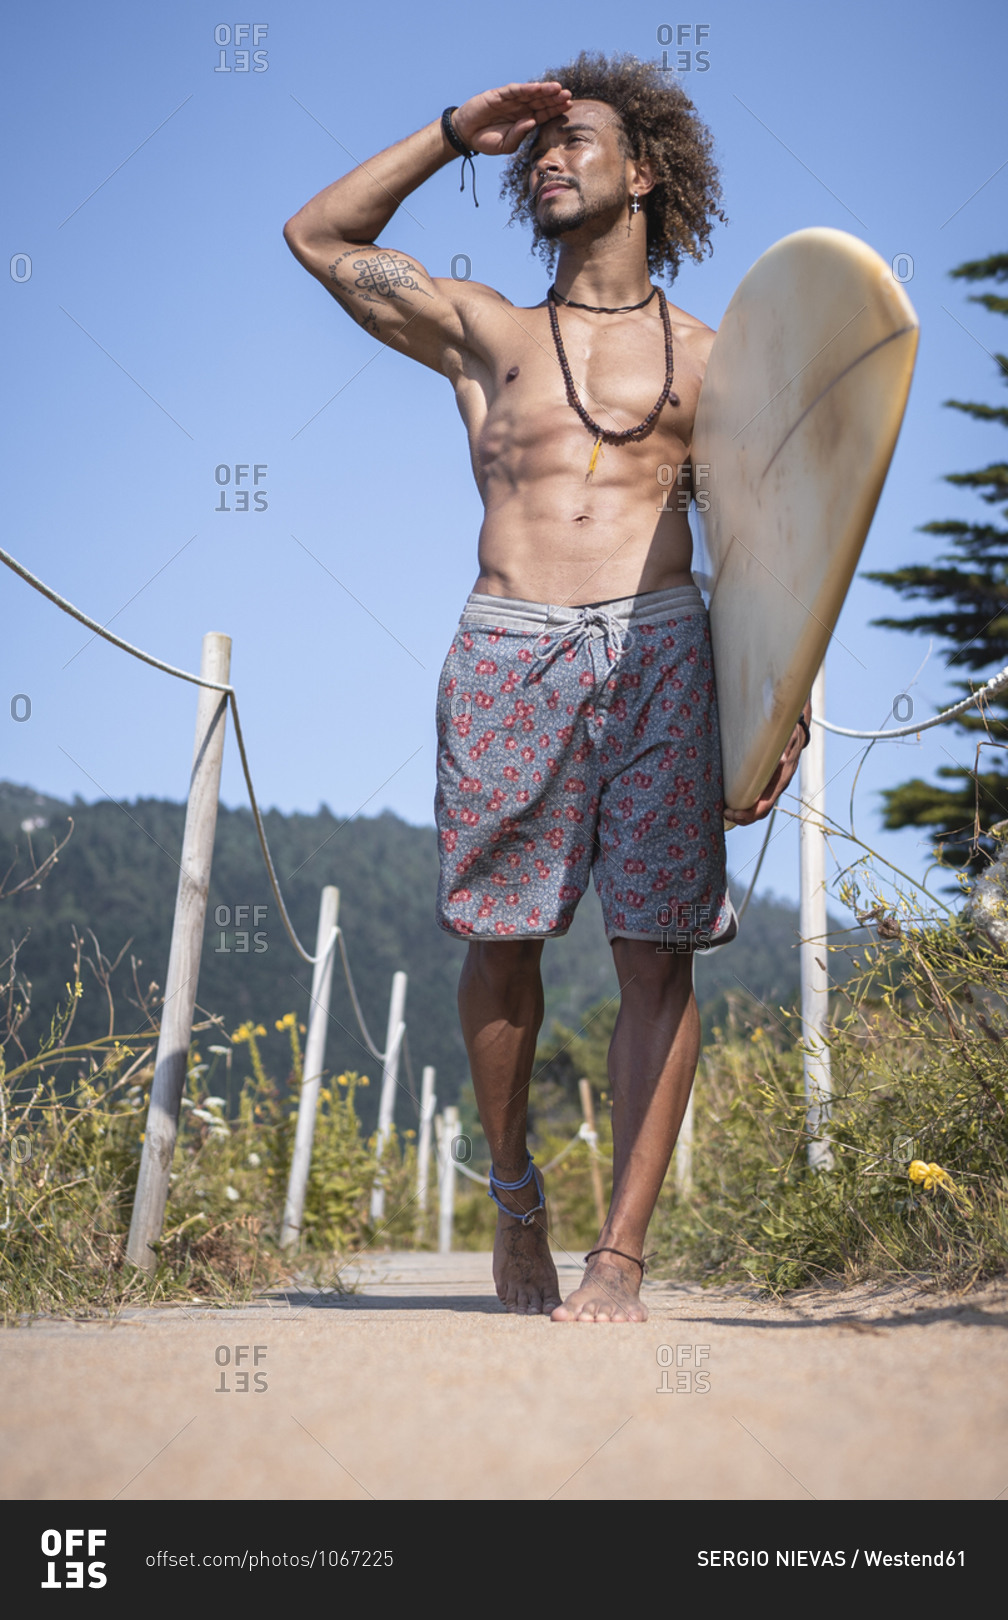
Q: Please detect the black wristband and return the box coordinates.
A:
[441,106,473,157]
[441,107,479,207]
[797,713,811,747]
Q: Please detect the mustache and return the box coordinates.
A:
[534,178,578,199]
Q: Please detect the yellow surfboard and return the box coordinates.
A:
[691,227,919,813]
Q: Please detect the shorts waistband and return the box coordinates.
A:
[459,583,706,634]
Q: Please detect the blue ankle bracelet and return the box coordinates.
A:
[487,1153,545,1226]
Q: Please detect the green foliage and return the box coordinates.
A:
[864,249,1008,874]
[655,870,1008,1293]
[0,892,434,1315]
[298,1072,377,1253]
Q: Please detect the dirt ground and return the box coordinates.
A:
[2,1251,1006,1501]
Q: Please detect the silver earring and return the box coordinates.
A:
[631,193,640,214]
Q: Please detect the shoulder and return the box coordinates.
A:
[665,300,717,373]
[432,276,516,316]
[431,276,533,364]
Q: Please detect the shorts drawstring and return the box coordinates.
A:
[532,606,631,676]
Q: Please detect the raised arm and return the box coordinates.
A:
[283,82,571,373]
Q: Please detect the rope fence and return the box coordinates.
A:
[0,544,407,1075]
[5,538,1007,1251]
[0,541,416,1266]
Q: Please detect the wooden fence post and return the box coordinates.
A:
[437,1104,459,1255]
[799,662,834,1169]
[126,632,231,1272]
[578,1078,607,1230]
[280,885,340,1248]
[369,969,407,1222]
[417,1065,436,1214]
[675,1088,695,1197]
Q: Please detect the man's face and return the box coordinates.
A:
[527,100,631,239]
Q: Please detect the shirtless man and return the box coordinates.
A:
[284,55,809,1321]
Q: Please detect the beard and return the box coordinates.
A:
[538,188,588,239]
[536,177,627,241]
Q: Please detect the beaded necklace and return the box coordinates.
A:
[546,284,680,479]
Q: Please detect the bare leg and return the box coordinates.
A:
[552,940,699,1323]
[457,939,561,1315]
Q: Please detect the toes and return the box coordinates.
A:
[550,1283,642,1322]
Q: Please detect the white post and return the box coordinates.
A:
[675,1087,695,1197]
[799,662,833,1169]
[126,632,231,1272]
[369,969,407,1221]
[578,1077,607,1230]
[437,1104,459,1255]
[280,885,340,1248]
[417,1066,436,1212]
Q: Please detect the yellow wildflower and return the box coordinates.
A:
[908,1159,971,1212]
[908,1159,954,1193]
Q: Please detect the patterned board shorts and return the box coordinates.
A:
[434,584,738,949]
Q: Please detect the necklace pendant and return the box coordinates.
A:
[586,435,604,481]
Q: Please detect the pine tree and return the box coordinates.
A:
[864,251,1008,875]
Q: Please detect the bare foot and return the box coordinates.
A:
[551,1250,648,1323]
[491,1165,562,1315]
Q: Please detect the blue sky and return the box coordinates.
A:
[3,0,1006,913]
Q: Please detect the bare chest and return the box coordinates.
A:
[471,305,705,461]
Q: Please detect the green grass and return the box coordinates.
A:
[3,853,1005,1317]
[0,937,426,1319]
[654,874,1008,1293]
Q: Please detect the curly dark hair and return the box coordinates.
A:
[500,51,726,281]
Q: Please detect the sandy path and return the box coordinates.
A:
[2,1252,1006,1501]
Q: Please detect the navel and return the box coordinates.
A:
[505,365,520,382]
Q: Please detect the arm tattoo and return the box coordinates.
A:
[352,252,432,301]
[327,249,433,316]
[325,281,380,334]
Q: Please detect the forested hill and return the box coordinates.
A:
[0,780,843,1127]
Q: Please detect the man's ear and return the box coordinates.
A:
[630,154,656,199]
